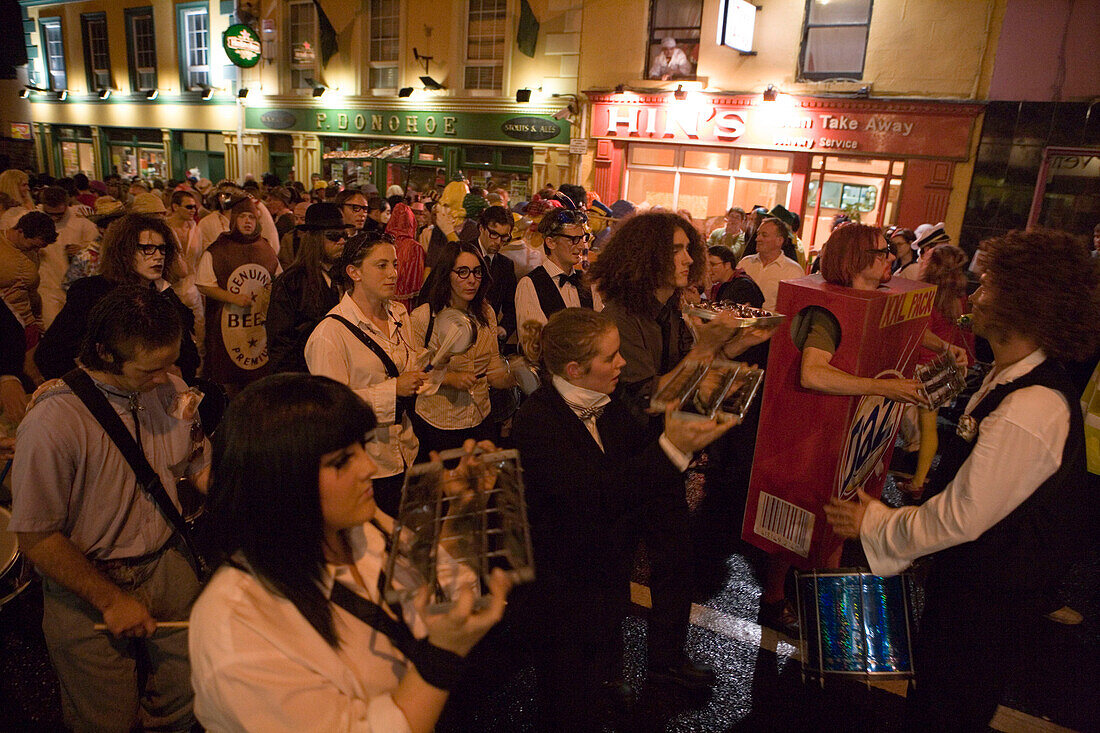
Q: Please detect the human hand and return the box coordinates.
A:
[433,439,499,498]
[946,343,969,377]
[101,593,157,638]
[396,371,428,397]
[435,207,456,237]
[231,292,253,309]
[876,377,929,406]
[663,404,737,454]
[64,242,82,257]
[1,378,28,424]
[420,567,512,657]
[443,371,479,391]
[720,325,777,359]
[824,489,873,540]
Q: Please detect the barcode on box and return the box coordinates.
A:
[754,492,814,557]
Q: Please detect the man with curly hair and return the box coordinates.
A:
[825,228,1100,731]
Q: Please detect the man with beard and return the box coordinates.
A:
[475,205,518,345]
[266,203,351,373]
[826,228,1099,731]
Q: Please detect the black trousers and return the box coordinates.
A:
[372,473,405,519]
[410,412,496,463]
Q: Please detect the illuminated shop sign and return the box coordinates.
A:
[224,24,262,68]
[247,107,570,145]
[589,96,980,160]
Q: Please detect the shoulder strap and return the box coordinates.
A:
[424,310,436,348]
[60,368,207,577]
[324,314,400,379]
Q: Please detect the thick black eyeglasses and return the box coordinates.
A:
[865,247,892,259]
[481,228,513,242]
[552,232,592,246]
[452,266,484,280]
[137,244,170,257]
[342,203,368,213]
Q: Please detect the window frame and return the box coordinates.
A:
[797,0,874,81]
[287,0,320,92]
[125,6,158,93]
[463,0,507,93]
[177,3,211,93]
[39,17,67,91]
[644,0,703,81]
[81,12,112,92]
[368,0,400,91]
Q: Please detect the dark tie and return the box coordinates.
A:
[557,272,583,289]
[563,398,605,422]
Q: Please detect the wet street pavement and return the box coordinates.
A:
[2,466,1096,732]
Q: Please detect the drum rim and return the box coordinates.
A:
[0,505,18,577]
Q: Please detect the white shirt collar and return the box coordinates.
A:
[969,348,1047,409]
[551,375,610,417]
[341,293,401,338]
[543,259,567,278]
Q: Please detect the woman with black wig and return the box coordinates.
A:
[189,374,510,732]
[409,241,517,458]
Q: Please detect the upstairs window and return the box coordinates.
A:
[369,0,399,89]
[798,0,873,80]
[464,0,505,91]
[126,7,158,92]
[178,4,210,91]
[40,18,67,91]
[288,0,319,91]
[82,13,112,91]
[646,0,701,80]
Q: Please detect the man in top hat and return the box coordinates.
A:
[649,37,693,80]
[266,203,351,373]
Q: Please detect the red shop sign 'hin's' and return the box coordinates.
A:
[588,96,982,161]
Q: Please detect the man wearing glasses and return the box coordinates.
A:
[37,186,98,330]
[335,189,369,232]
[475,206,519,346]
[515,209,602,328]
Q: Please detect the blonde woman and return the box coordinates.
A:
[0,169,36,229]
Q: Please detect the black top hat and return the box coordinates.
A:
[297,202,346,231]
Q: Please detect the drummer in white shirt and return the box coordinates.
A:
[514,209,603,329]
[305,232,428,517]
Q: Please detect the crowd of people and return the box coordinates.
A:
[1,164,1098,733]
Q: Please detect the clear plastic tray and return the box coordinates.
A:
[649,358,765,423]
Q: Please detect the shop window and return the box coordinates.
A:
[60,141,96,177]
[811,155,889,175]
[499,147,532,168]
[178,4,210,91]
[630,145,677,167]
[369,0,399,90]
[81,13,112,92]
[39,18,67,91]
[807,180,877,212]
[417,144,443,162]
[627,169,677,211]
[126,8,158,92]
[288,0,319,91]
[798,0,872,81]
[465,0,506,91]
[683,148,733,171]
[646,0,701,81]
[740,154,792,175]
[464,146,495,166]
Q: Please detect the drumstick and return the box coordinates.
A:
[93,621,190,631]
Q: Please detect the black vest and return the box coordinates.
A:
[526,265,592,319]
[929,358,1087,600]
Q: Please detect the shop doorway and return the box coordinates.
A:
[803,156,904,259]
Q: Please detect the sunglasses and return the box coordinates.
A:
[452,266,484,280]
[182,204,197,210]
[865,247,893,259]
[137,244,170,257]
[324,229,354,242]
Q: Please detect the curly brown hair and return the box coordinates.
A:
[99,214,179,285]
[588,211,705,313]
[979,229,1100,361]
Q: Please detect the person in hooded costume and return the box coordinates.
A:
[386,202,426,313]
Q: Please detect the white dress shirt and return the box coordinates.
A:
[190,519,421,733]
[305,294,421,478]
[514,259,603,328]
[551,375,691,470]
[860,350,1070,576]
[38,207,98,329]
[738,253,805,311]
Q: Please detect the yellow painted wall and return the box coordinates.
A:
[580,0,1003,100]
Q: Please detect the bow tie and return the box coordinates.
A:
[558,272,584,289]
[563,399,605,422]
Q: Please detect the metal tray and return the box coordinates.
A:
[684,302,787,329]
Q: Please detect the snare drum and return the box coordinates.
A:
[795,569,915,686]
[0,506,32,607]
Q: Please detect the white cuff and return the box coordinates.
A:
[659,432,692,473]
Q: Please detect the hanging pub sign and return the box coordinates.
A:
[224,23,262,68]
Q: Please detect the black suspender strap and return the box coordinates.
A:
[328,580,466,690]
[424,311,436,348]
[527,266,568,318]
[61,368,210,579]
[324,314,413,421]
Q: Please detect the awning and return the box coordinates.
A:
[323,143,411,161]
